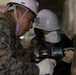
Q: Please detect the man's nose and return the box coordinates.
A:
[29,22,33,28]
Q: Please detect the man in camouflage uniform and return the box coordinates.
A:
[0,0,55,75]
[0,0,40,74]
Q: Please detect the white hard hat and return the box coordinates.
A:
[35,9,60,31]
[7,0,39,15]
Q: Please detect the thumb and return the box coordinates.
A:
[49,59,56,67]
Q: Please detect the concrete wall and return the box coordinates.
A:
[36,0,65,22]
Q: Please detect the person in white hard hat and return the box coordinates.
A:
[27,9,74,75]
[0,0,55,75]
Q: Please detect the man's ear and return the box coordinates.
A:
[16,9,22,20]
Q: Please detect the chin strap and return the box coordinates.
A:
[13,5,29,36]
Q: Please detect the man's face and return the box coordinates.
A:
[18,11,35,36]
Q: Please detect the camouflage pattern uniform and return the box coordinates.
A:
[0,12,39,75]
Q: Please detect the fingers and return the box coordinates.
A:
[64,51,74,60]
[64,47,74,51]
[64,50,74,62]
